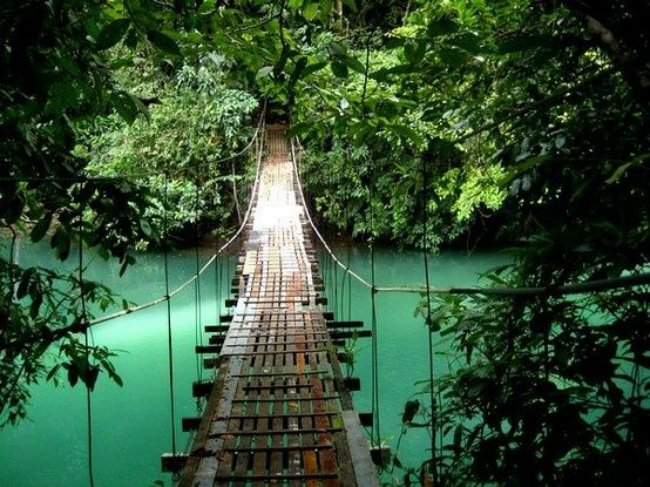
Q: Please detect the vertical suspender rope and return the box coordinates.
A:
[163,172,178,458]
[368,171,381,449]
[339,252,347,330]
[325,252,330,306]
[339,259,350,376]
[215,181,221,330]
[226,240,231,299]
[330,255,340,316]
[194,177,202,385]
[220,254,225,318]
[422,156,438,483]
[79,182,95,487]
[347,246,352,322]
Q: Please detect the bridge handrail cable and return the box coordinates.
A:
[87,103,267,327]
[289,136,650,297]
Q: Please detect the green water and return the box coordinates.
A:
[0,242,507,486]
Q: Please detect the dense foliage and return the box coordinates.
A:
[1,0,649,485]
[77,53,258,239]
[249,0,650,484]
[0,0,259,426]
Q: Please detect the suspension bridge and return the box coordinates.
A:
[159,124,379,486]
[25,105,646,487]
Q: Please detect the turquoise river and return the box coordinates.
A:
[0,241,507,486]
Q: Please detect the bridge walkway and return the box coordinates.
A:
[177,125,378,486]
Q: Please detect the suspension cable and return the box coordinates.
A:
[1,102,267,185]
[81,109,266,329]
[291,133,650,295]
[288,136,650,297]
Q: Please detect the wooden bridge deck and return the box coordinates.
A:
[177,125,378,486]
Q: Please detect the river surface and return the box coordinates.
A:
[0,241,507,486]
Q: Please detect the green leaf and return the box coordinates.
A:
[128,94,150,121]
[140,218,152,237]
[67,363,79,387]
[17,269,32,300]
[147,31,181,56]
[124,27,138,48]
[319,0,333,19]
[331,61,348,78]
[499,155,552,186]
[341,0,357,12]
[606,153,650,183]
[447,33,482,54]
[303,3,319,20]
[439,46,467,67]
[119,257,135,277]
[84,366,100,390]
[453,425,463,451]
[31,214,52,243]
[46,364,61,382]
[30,293,43,319]
[300,61,328,78]
[497,35,552,54]
[111,372,124,387]
[344,55,366,74]
[402,400,420,423]
[4,195,24,224]
[289,57,308,86]
[96,18,130,50]
[289,121,313,137]
[288,0,304,11]
[404,40,427,64]
[329,42,345,56]
[389,124,424,147]
[274,46,291,76]
[52,227,71,261]
[197,0,217,14]
[110,92,139,124]
[427,17,458,37]
[256,66,274,79]
[372,63,421,79]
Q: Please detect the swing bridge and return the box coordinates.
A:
[43,106,649,487]
[159,122,380,486]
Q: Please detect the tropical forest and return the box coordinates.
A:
[1,0,649,486]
